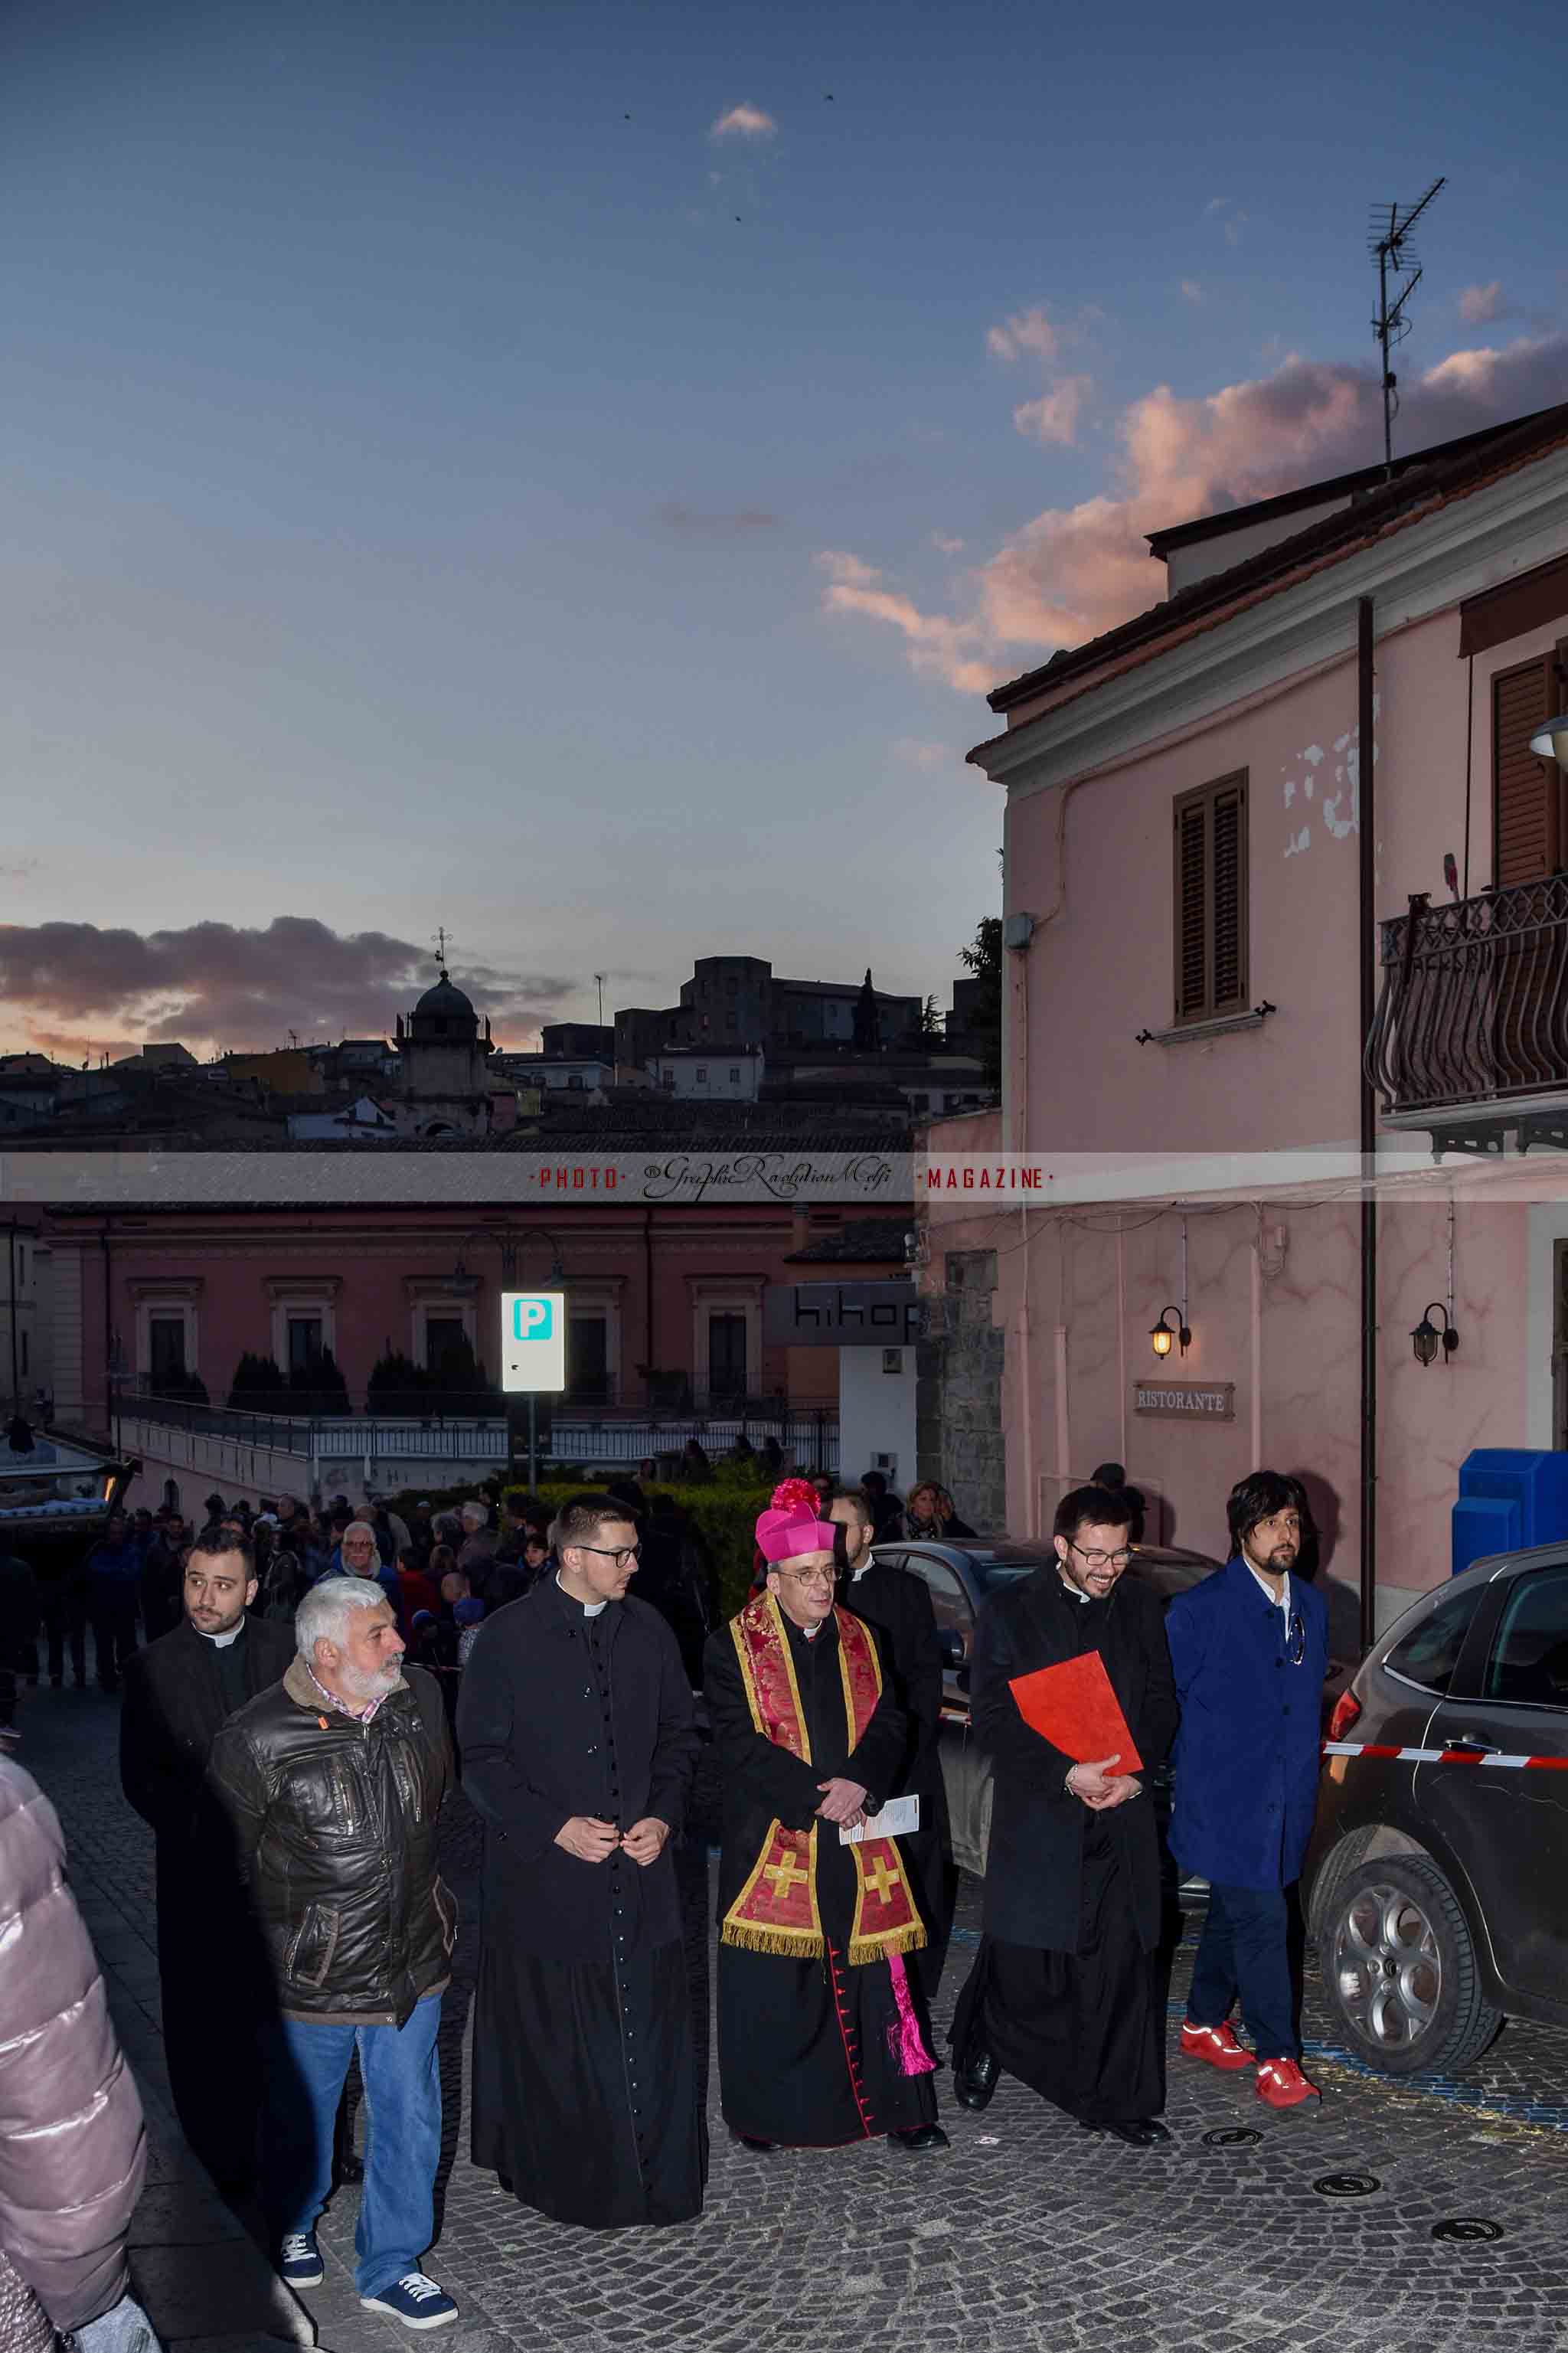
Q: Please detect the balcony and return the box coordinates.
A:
[1365,880,1568,1148]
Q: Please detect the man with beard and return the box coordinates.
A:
[825,1486,953,2000]
[949,1484,1178,2145]
[1166,1470,1328,2110]
[706,1489,946,2155]
[120,1531,295,2194]
[209,1579,458,2330]
[458,1495,704,2228]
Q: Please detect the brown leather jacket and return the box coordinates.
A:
[0,1761,146,2334]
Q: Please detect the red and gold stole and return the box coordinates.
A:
[720,1591,927,1965]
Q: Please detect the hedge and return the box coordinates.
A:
[383,1477,770,1623]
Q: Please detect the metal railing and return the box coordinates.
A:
[1365,879,1568,1117]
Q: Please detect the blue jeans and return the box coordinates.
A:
[262,1994,443,2296]
[1187,1883,1298,2062]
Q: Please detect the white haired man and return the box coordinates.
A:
[208,1578,459,2332]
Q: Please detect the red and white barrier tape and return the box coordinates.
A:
[1323,1740,1568,1771]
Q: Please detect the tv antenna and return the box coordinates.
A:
[593,972,606,1031]
[1369,177,1445,479]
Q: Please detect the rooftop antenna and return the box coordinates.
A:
[593,972,606,1032]
[1369,176,1445,479]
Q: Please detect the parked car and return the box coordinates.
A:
[868,1536,1222,1875]
[1305,1541,1568,2077]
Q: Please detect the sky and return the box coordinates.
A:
[2,0,1566,1061]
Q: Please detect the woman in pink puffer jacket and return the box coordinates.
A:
[0,1756,157,2350]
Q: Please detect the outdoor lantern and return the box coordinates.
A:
[1151,1306,1191,1359]
[1411,1302,1459,1367]
[1529,713,1568,769]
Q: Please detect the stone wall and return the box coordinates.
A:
[916,1247,1005,1532]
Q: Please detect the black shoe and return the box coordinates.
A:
[890,2124,951,2152]
[728,2130,778,2153]
[952,2044,998,2112]
[1079,2116,1171,2147]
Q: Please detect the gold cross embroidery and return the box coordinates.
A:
[863,1852,902,1908]
[763,1851,810,1902]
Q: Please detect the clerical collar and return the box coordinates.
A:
[196,1623,246,1650]
[557,1570,608,1619]
[1054,1570,1096,1606]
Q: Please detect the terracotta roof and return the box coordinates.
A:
[975,399,1568,742]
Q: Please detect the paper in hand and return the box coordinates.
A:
[839,1794,920,1845]
[1008,1652,1142,1773]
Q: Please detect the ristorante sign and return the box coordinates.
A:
[1132,1381,1235,1421]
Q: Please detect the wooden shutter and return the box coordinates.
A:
[1172,773,1249,1022]
[1493,654,1557,887]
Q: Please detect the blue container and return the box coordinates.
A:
[1452,1449,1568,1577]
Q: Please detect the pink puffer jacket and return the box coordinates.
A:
[0,1759,147,2332]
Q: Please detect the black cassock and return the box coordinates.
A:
[704,1606,939,2147]
[458,1579,704,2227]
[949,1566,1178,2126]
[842,1557,955,2002]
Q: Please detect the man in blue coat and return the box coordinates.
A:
[1165,1470,1328,2110]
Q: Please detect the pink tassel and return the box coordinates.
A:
[887,1953,936,2077]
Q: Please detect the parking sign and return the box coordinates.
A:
[500,1291,567,1392]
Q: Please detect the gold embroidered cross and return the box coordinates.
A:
[763,1851,809,1901]
[863,1852,902,1907]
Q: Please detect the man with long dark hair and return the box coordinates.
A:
[1165,1469,1329,2110]
[949,1484,1178,2144]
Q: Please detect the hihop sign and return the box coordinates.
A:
[501,1291,567,1393]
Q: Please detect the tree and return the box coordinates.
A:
[958,916,1002,1087]
[852,967,879,1051]
[917,993,944,1041]
[227,1351,286,1409]
[289,1344,350,1420]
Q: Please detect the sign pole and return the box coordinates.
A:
[528,1392,537,1491]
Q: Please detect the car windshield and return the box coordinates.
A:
[963,1547,1050,1593]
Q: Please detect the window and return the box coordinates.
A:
[1482,1567,1568,1708]
[909,1092,929,1112]
[901,1554,975,1659]
[567,1073,584,1090]
[424,1315,465,1374]
[1172,772,1248,1023]
[1385,1583,1485,1696]
[708,1313,747,1401]
[729,1067,740,1083]
[882,1348,903,1374]
[1492,650,1563,887]
[286,1315,322,1377]
[695,1067,708,1085]
[149,1317,187,1385]
[568,1314,609,1402]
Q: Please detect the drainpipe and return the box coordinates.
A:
[1358,596,1378,1653]
[644,1207,655,1413]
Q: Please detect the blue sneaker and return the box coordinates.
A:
[278,2230,323,2287]
[359,2273,458,2331]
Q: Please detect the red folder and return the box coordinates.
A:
[1008,1653,1142,1773]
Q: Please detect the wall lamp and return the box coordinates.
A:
[1529,713,1568,768]
[1150,1306,1191,1359]
[1410,1302,1459,1368]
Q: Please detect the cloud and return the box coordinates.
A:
[890,738,954,772]
[653,502,779,534]
[710,103,776,139]
[930,532,965,554]
[816,334,1568,692]
[1203,197,1247,245]
[0,918,575,1060]
[812,554,995,694]
[1180,279,1205,306]
[1013,374,1094,448]
[1203,197,1231,217]
[1458,280,1506,325]
[986,307,1070,365]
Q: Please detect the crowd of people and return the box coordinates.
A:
[0,1458,1328,2342]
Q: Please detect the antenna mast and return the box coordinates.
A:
[1369,177,1445,479]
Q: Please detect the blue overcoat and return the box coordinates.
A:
[1164,1555,1328,1891]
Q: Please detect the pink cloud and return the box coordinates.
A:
[710,103,776,139]
[986,307,1070,364]
[1013,374,1094,448]
[1458,281,1506,325]
[817,335,1568,691]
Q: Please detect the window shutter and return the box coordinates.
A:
[1172,773,1249,1022]
[1493,655,1557,887]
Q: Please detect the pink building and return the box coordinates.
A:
[937,401,1568,1632]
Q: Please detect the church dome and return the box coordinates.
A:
[414,974,475,1021]
[407,969,480,1043]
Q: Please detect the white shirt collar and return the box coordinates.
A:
[557,1570,607,1619]
[1245,1558,1292,1611]
[197,1623,245,1649]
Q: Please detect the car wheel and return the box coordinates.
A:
[1319,1854,1502,2077]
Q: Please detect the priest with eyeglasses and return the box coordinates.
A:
[458,1494,704,2227]
[949,1482,1178,2145]
[704,1484,948,2155]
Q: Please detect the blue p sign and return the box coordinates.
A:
[513,1296,554,1342]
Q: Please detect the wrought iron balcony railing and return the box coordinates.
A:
[1365,879,1568,1119]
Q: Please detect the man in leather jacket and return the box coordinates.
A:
[209,1577,459,2333]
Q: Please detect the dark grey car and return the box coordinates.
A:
[1305,1541,1568,2077]
[867,1537,1220,1875]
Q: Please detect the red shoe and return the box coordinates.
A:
[1179,2020,1253,2072]
[1255,2057,1321,2109]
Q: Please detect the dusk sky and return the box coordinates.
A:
[4,0,1566,1060]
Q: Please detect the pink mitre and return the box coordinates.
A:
[755,1500,838,1564]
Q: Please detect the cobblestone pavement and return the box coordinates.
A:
[18,1674,1568,2353]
